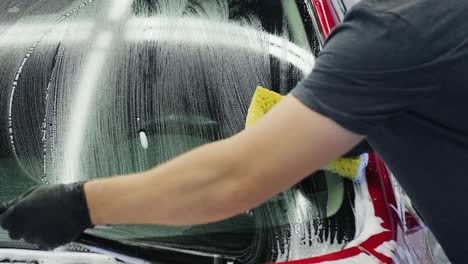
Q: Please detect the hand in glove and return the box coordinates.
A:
[0,183,93,249]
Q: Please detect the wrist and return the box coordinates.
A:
[76,181,94,228]
[83,180,104,226]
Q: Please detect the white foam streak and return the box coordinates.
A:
[375,240,397,259]
[345,176,388,249]
[278,191,345,261]
[0,22,94,46]
[124,17,314,74]
[108,0,133,21]
[63,31,113,183]
[0,18,313,74]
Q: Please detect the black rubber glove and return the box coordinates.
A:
[0,183,93,249]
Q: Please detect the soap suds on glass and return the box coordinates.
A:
[0,0,364,263]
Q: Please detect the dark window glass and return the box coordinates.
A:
[0,0,355,262]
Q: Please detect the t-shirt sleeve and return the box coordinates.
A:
[291,4,441,135]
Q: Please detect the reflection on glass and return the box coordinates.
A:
[0,0,354,262]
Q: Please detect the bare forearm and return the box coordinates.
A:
[0,96,363,250]
[84,97,363,227]
[84,139,252,226]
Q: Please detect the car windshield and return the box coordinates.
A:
[0,0,356,262]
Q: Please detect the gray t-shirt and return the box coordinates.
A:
[292,0,468,262]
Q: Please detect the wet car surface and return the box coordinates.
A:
[0,0,360,263]
[0,0,451,263]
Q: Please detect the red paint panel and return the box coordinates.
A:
[312,0,337,39]
[274,157,397,264]
[366,154,397,232]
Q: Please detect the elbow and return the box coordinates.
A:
[213,182,259,220]
[215,157,264,218]
[207,137,270,220]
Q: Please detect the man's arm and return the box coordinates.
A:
[0,95,363,249]
[85,95,364,226]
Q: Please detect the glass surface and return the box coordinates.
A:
[0,0,354,262]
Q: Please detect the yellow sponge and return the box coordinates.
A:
[246,86,367,181]
[322,153,368,181]
[246,87,285,127]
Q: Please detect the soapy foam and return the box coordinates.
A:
[0,0,361,262]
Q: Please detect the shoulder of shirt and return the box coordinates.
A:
[345,1,425,42]
[348,2,411,25]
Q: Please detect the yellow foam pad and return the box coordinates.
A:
[246,87,285,128]
[323,154,368,181]
[246,86,366,181]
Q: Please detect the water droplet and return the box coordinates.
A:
[139,130,149,149]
